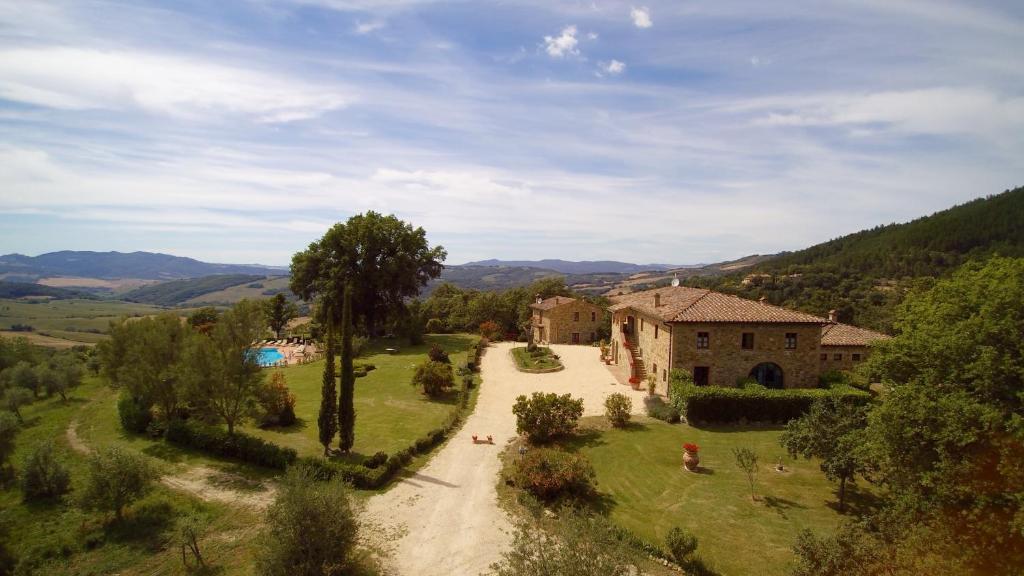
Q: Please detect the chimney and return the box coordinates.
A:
[758,296,766,304]
[828,309,838,323]
[654,292,662,307]
[535,294,543,305]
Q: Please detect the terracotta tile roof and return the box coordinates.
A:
[608,286,827,324]
[530,296,578,311]
[821,323,891,346]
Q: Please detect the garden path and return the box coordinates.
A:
[361,341,646,576]
[66,418,277,510]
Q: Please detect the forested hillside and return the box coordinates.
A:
[687,186,1024,331]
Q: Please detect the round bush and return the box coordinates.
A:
[604,393,632,427]
[117,393,152,434]
[513,447,595,502]
[20,442,71,500]
[412,360,455,397]
[666,526,699,565]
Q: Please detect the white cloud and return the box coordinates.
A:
[630,6,652,28]
[601,60,626,75]
[543,25,580,58]
[0,47,349,122]
[354,19,386,34]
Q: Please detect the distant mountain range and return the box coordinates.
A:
[461,259,685,275]
[0,251,288,282]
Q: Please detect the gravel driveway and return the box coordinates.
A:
[361,341,648,576]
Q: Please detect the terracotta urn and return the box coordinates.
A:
[683,444,700,472]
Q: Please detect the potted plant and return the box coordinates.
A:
[683,443,700,472]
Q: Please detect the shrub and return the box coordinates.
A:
[512,448,595,502]
[427,344,450,364]
[0,412,19,477]
[2,387,32,424]
[670,385,870,424]
[479,321,501,341]
[412,360,455,397]
[666,527,699,566]
[165,420,297,470]
[79,448,155,522]
[257,372,297,427]
[117,393,153,433]
[255,466,359,576]
[425,318,445,333]
[363,451,387,469]
[351,335,368,357]
[294,457,388,489]
[20,442,71,500]
[604,393,632,427]
[512,392,584,444]
[644,396,681,423]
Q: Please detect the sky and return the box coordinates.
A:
[0,1,1022,267]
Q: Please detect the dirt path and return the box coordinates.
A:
[66,418,276,511]
[361,342,647,576]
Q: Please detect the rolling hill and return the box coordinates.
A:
[0,250,288,282]
[121,274,268,306]
[461,259,681,275]
[688,186,1024,331]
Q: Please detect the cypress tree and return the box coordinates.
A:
[317,326,337,456]
[338,284,356,453]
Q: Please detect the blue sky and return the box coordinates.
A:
[1,1,1022,267]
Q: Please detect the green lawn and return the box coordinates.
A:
[511,346,563,371]
[244,333,479,462]
[0,378,261,575]
[559,416,877,576]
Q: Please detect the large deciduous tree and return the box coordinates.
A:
[290,211,446,336]
[338,284,355,453]
[98,314,191,421]
[183,300,266,435]
[781,396,868,512]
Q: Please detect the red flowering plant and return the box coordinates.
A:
[683,443,700,453]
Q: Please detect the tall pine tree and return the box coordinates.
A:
[338,284,356,453]
[317,325,337,456]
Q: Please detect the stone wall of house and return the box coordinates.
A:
[819,345,870,373]
[610,308,673,394]
[533,300,605,345]
[671,322,823,388]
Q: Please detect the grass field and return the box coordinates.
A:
[556,416,876,576]
[0,377,262,575]
[0,298,190,347]
[244,333,478,462]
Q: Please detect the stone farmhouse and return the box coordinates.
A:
[530,295,606,345]
[600,285,889,395]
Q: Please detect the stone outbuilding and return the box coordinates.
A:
[819,313,890,372]
[606,286,885,394]
[530,295,605,345]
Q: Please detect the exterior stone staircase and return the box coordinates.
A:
[622,334,645,384]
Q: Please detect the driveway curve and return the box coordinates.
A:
[361,342,648,576]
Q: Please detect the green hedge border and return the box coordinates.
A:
[668,379,870,424]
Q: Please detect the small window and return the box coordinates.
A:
[641,318,645,331]
[591,311,596,322]
[589,332,595,342]
[655,325,659,339]
[697,332,709,349]
[742,333,755,350]
[834,353,843,361]
[820,353,828,361]
[785,333,797,350]
[662,369,667,381]
[653,363,658,377]
[852,353,862,362]
[573,311,579,322]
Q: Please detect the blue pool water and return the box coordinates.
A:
[256,347,284,366]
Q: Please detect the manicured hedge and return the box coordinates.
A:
[165,419,298,470]
[669,382,870,424]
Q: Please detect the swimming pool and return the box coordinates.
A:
[256,347,284,367]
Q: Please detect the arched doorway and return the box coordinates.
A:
[749,362,784,389]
